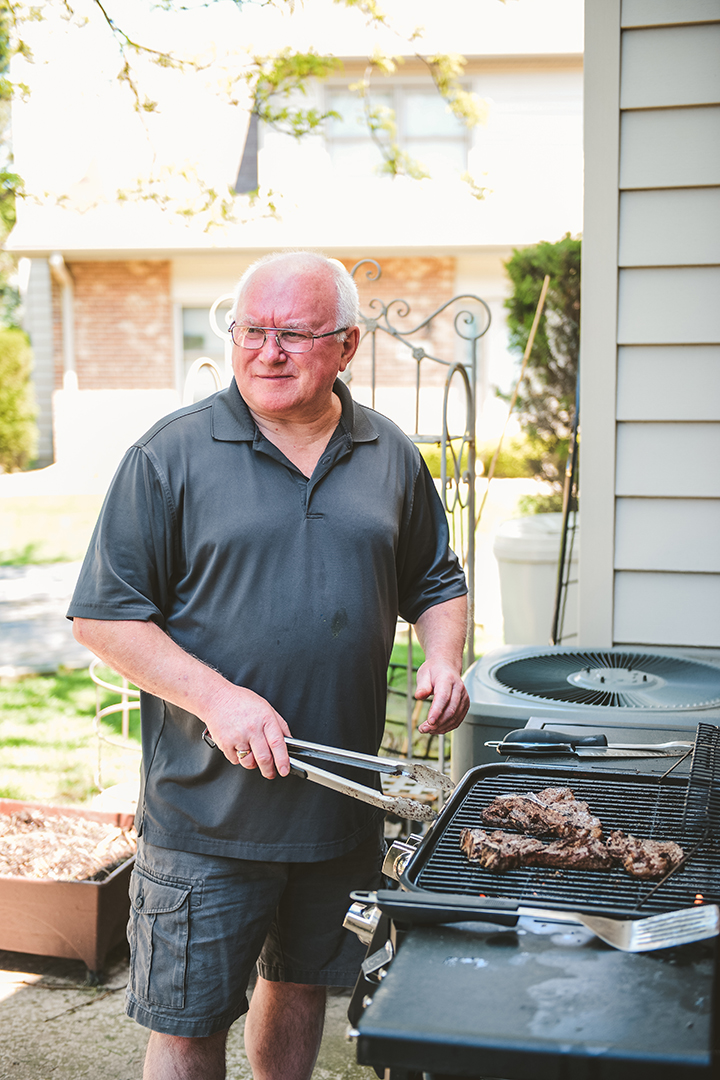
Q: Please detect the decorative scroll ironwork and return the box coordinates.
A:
[350,259,491,667]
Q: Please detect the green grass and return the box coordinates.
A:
[0,666,141,806]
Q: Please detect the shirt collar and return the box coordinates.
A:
[211,378,379,444]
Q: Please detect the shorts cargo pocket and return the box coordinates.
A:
[128,869,192,1009]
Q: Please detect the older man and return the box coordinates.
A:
[69,251,469,1080]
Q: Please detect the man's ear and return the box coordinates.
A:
[338,326,361,372]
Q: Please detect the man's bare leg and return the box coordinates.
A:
[143,1029,228,1080]
[243,977,327,1080]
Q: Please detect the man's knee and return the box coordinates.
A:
[144,1028,229,1080]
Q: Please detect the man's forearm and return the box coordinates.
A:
[414,594,468,670]
[73,617,231,718]
[72,618,291,776]
[412,595,470,734]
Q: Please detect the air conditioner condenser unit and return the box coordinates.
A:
[453,645,720,781]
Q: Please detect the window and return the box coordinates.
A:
[181,304,232,402]
[325,84,469,180]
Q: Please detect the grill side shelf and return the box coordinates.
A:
[400,764,718,918]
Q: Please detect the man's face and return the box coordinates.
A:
[231,261,358,424]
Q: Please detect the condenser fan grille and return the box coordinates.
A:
[492,650,720,709]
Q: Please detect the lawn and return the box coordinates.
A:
[0,665,141,806]
[0,642,438,808]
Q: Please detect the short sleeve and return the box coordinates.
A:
[395,455,468,624]
[66,445,178,626]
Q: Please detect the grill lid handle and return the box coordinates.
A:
[351,889,521,927]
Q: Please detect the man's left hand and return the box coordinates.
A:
[415,659,469,734]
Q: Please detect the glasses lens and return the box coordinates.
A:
[239,327,266,348]
[277,331,313,353]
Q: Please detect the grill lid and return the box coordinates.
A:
[491,650,720,709]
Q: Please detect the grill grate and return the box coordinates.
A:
[405,765,720,918]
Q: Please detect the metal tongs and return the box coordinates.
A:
[285,737,455,823]
[201,727,454,822]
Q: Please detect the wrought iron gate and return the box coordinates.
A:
[350,259,491,663]
[349,260,490,771]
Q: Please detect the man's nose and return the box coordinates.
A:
[258,332,287,362]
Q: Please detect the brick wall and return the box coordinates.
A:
[59,261,174,390]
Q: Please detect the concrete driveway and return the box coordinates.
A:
[0,946,371,1080]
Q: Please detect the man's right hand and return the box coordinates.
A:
[203,686,292,778]
[72,617,293,780]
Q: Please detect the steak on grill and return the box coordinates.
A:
[606,831,685,879]
[481,787,603,839]
[460,828,613,872]
[535,835,614,871]
[459,828,546,870]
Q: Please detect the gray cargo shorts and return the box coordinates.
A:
[125,830,383,1037]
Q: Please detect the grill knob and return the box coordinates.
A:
[382,839,417,881]
[343,901,382,944]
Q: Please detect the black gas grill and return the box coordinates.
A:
[350,728,720,1079]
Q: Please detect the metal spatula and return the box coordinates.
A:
[363,890,720,952]
[572,904,720,952]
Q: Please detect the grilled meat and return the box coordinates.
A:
[535,835,614,871]
[460,828,545,871]
[481,787,603,839]
[465,791,687,878]
[460,828,612,872]
[606,831,685,879]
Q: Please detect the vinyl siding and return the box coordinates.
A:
[614,571,720,647]
[615,499,720,572]
[615,424,720,497]
[580,2,720,651]
[619,107,720,188]
[619,189,720,266]
[620,25,720,107]
[616,346,720,420]
[622,0,720,28]
[617,267,720,343]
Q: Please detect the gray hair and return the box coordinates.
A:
[232,251,360,338]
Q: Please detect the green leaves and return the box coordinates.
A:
[250,49,343,137]
[503,234,581,493]
[0,328,38,472]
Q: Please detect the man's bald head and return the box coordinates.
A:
[233,251,359,333]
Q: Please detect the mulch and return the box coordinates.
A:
[0,808,136,882]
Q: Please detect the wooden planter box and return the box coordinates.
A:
[0,799,135,979]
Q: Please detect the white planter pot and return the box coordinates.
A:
[492,512,578,645]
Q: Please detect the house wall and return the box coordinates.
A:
[580,0,720,651]
[65,261,175,390]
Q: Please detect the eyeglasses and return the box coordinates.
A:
[228,323,348,353]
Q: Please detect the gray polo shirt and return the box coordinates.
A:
[68,379,467,861]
